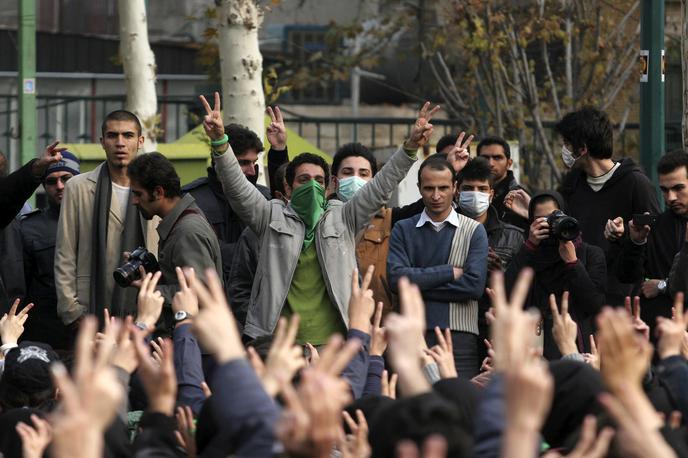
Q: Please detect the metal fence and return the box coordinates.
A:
[0,94,205,168]
[1,94,682,187]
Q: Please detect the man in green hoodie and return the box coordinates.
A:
[199,92,438,344]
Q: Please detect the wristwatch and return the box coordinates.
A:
[657,279,668,294]
[174,310,192,323]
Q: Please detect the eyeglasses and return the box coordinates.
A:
[44,175,72,186]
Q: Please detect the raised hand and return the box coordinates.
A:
[549,292,578,356]
[16,414,53,458]
[582,334,600,370]
[624,296,650,341]
[424,327,458,379]
[255,315,306,398]
[50,317,124,458]
[603,217,624,242]
[198,91,225,142]
[528,217,550,246]
[186,268,244,363]
[172,266,199,317]
[266,106,287,150]
[487,269,538,372]
[33,140,67,176]
[370,302,387,357]
[444,132,473,173]
[340,410,371,458]
[276,335,359,457]
[381,369,397,399]
[349,266,376,333]
[629,215,651,244]
[132,330,177,416]
[404,102,441,150]
[656,292,688,359]
[175,405,197,458]
[504,189,530,219]
[135,271,164,330]
[0,298,33,345]
[597,307,653,393]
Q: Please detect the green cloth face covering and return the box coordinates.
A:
[290,179,327,250]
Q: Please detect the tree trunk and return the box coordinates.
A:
[217,0,265,141]
[682,0,688,148]
[118,0,158,152]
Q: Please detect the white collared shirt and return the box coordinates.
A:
[416,208,460,232]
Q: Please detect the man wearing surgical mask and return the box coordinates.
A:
[456,157,524,360]
[556,107,659,305]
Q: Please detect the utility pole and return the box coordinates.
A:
[639,0,665,187]
[18,0,37,169]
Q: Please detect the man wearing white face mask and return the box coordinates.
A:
[556,107,659,305]
[331,143,397,314]
[456,157,524,361]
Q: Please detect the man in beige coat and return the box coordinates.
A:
[55,110,158,329]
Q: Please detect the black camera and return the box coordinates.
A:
[113,247,159,287]
[546,210,580,241]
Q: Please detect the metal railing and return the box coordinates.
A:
[0,94,204,168]
[1,93,682,187]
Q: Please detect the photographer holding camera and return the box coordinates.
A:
[123,152,222,331]
[505,191,606,360]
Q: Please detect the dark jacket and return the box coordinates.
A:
[183,169,270,286]
[0,220,24,312]
[228,227,260,327]
[560,157,660,305]
[492,170,529,230]
[472,206,524,332]
[617,209,686,326]
[19,206,70,349]
[0,159,42,230]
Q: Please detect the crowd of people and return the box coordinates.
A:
[0,90,685,457]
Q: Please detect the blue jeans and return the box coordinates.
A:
[425,330,479,379]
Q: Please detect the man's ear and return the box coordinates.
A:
[489,188,495,202]
[330,175,339,191]
[137,134,145,150]
[154,185,165,200]
[507,158,513,169]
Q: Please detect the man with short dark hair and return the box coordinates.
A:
[127,152,221,330]
[557,106,659,305]
[388,156,489,378]
[477,135,528,229]
[20,152,80,349]
[202,91,434,344]
[55,110,158,327]
[615,150,688,327]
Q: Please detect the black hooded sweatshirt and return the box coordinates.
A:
[559,157,660,305]
[505,191,607,360]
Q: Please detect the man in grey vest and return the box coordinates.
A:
[388,156,489,378]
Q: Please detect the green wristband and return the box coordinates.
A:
[210,134,229,146]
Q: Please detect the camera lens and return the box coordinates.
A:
[556,217,580,241]
[113,259,142,287]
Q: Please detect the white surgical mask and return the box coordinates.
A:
[337,175,368,202]
[458,191,490,217]
[562,145,577,168]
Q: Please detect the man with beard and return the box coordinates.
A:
[127,152,222,331]
[614,151,688,329]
